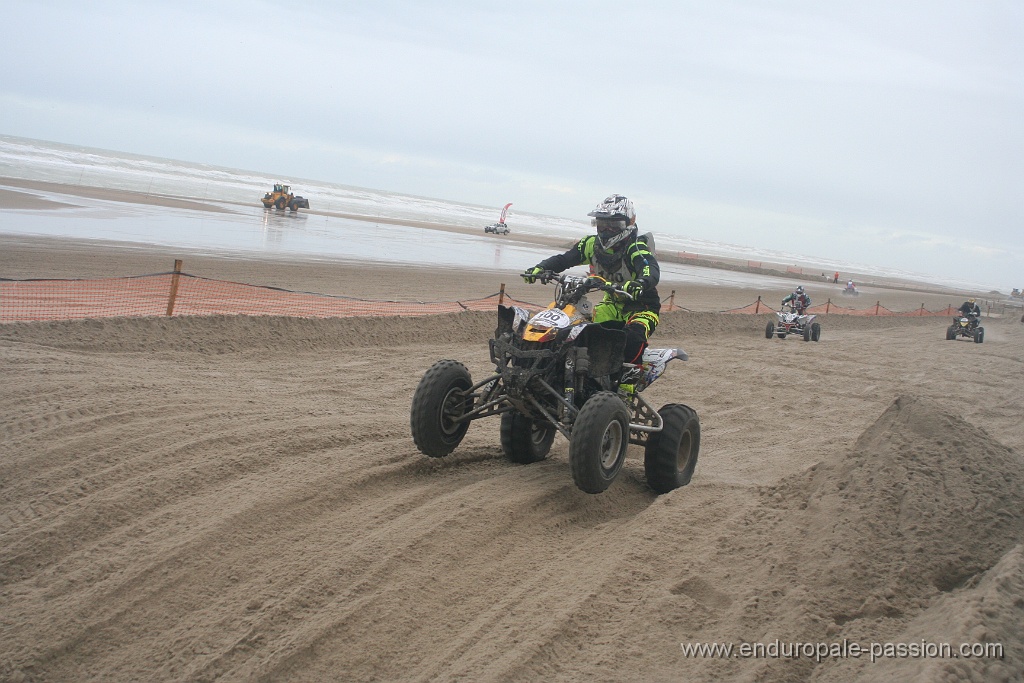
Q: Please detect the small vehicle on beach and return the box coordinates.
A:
[483,202,513,235]
[765,307,821,342]
[410,272,700,494]
[841,282,860,296]
[946,316,984,343]
[260,183,310,212]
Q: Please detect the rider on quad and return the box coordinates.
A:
[522,194,661,377]
[959,298,982,328]
[782,286,811,314]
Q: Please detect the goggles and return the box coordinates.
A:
[593,218,629,242]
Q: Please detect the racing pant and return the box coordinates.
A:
[594,298,660,365]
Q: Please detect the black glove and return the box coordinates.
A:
[522,266,544,284]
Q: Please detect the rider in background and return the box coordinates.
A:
[959,298,982,327]
[521,194,661,367]
[782,286,811,314]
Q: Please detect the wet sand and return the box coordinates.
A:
[0,177,992,301]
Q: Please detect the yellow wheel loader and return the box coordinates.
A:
[260,183,310,211]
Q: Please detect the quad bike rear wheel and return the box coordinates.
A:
[765,322,774,339]
[644,404,700,494]
[501,411,555,464]
[569,392,630,494]
[410,360,473,457]
[974,327,985,344]
[946,325,956,340]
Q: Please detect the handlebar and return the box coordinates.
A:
[534,271,635,301]
[533,269,558,285]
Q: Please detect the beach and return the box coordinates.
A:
[2,183,1023,682]
[0,179,989,311]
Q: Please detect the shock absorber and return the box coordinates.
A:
[564,347,590,423]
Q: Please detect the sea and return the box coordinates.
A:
[0,135,983,290]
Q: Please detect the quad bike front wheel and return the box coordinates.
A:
[974,327,985,344]
[803,325,812,342]
[569,392,630,494]
[501,411,555,464]
[410,360,473,457]
[644,404,700,494]
[765,322,774,339]
[811,322,821,342]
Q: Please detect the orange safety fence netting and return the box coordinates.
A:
[721,299,961,317]
[0,273,546,323]
[0,273,964,323]
[806,302,898,316]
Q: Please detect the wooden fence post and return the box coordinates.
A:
[754,295,761,314]
[825,298,831,315]
[875,300,880,316]
[498,283,505,306]
[668,290,676,311]
[166,259,183,316]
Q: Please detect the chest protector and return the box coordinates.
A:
[581,232,654,284]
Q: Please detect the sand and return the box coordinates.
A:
[2,184,1023,682]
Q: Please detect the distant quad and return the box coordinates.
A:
[946,315,984,343]
[261,183,310,212]
[765,307,821,342]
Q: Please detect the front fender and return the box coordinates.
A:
[496,304,531,339]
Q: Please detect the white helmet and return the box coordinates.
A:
[795,286,805,294]
[588,194,636,251]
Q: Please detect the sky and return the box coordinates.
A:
[2,0,1022,290]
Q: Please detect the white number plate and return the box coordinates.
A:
[529,308,571,328]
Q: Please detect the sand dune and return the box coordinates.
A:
[2,306,1022,682]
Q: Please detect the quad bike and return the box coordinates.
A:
[765,307,821,342]
[841,283,860,296]
[410,272,700,495]
[260,183,310,212]
[946,316,984,343]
